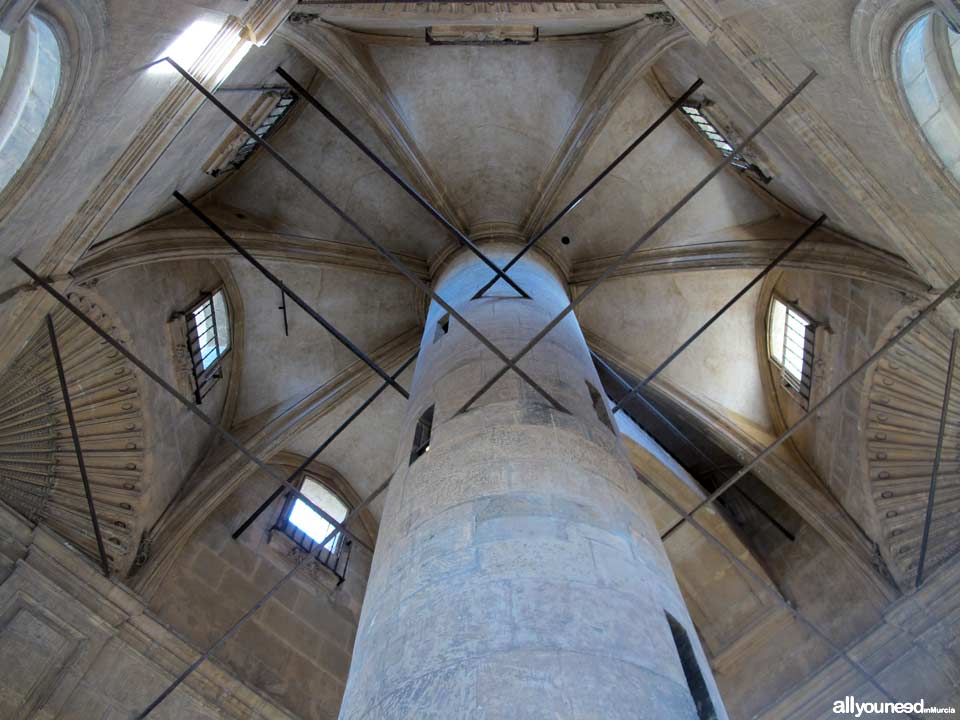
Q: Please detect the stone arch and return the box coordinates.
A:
[852,0,960,206]
[0,0,106,220]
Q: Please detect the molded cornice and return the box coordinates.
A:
[570,218,930,295]
[73,225,431,282]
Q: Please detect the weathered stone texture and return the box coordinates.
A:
[339,246,727,719]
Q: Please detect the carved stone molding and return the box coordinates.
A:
[73,223,432,283]
[520,20,688,240]
[0,0,295,376]
[131,328,421,598]
[852,0,960,211]
[861,305,960,587]
[278,20,468,238]
[0,290,148,576]
[570,218,930,295]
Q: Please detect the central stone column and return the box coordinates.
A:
[339,245,726,719]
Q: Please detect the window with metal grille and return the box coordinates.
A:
[275,475,352,583]
[410,405,434,465]
[184,289,230,403]
[665,612,718,720]
[680,103,771,183]
[768,297,815,406]
[218,91,297,175]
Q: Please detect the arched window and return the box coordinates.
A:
[899,10,960,184]
[0,14,61,191]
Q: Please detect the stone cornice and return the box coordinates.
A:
[131,327,421,598]
[586,331,901,602]
[73,226,431,282]
[570,218,930,295]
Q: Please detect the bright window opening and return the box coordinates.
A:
[150,19,222,75]
[183,288,230,402]
[681,103,771,183]
[768,298,815,404]
[288,477,348,551]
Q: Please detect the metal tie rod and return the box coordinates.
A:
[137,476,392,718]
[593,349,797,541]
[273,67,532,301]
[472,76,704,300]
[232,350,417,540]
[173,192,409,400]
[47,314,111,577]
[639,474,918,719]
[610,214,826,415]
[458,71,817,414]
[661,269,960,541]
[915,328,959,588]
[162,57,568,414]
[14,258,374,555]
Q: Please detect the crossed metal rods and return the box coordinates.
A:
[166,61,709,535]
[19,54,824,713]
[12,54,956,717]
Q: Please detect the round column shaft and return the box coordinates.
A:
[339,245,727,719]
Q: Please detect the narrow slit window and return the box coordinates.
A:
[768,298,815,406]
[434,313,450,343]
[666,612,718,720]
[410,405,434,465]
[183,288,231,403]
[587,381,615,435]
[681,103,771,183]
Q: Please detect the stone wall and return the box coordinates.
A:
[757,557,960,719]
[0,498,296,719]
[149,460,374,720]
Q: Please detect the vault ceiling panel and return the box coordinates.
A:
[576,269,773,432]
[211,75,449,258]
[229,258,421,423]
[95,39,314,244]
[367,40,603,235]
[544,76,778,265]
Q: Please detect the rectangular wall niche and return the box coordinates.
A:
[409,405,434,465]
[666,611,718,720]
[434,313,450,343]
[586,381,615,435]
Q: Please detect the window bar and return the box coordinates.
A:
[209,291,221,365]
[157,57,569,413]
[163,58,567,415]
[916,329,959,588]
[609,215,825,417]
[14,258,373,556]
[231,351,419,541]
[457,72,817,414]
[660,267,960,541]
[46,315,111,578]
[173,192,410,401]
[279,289,289,336]
[472,77,705,299]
